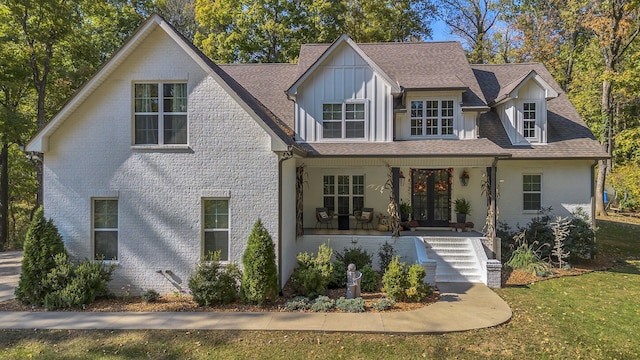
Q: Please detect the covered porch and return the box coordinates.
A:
[296,156,498,240]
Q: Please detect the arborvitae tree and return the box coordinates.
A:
[15,207,65,305]
[241,219,278,304]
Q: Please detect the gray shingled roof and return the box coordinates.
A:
[218,44,606,159]
[297,42,486,107]
[219,64,298,130]
[300,139,509,157]
[473,64,608,159]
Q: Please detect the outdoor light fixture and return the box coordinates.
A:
[460,169,470,186]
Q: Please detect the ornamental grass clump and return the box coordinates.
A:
[505,231,550,276]
[241,219,278,304]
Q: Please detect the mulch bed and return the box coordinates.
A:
[0,280,439,313]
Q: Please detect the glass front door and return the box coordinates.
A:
[411,169,451,226]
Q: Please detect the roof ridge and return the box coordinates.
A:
[472,62,544,67]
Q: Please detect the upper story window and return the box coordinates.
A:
[322,101,366,139]
[134,82,187,145]
[410,100,455,137]
[523,102,537,139]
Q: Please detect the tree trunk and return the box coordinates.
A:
[595,78,613,216]
[0,143,8,250]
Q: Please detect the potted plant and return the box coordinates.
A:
[399,201,412,222]
[454,198,471,223]
[408,220,419,231]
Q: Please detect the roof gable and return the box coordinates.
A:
[294,40,486,107]
[493,70,559,106]
[27,14,295,153]
[286,34,401,97]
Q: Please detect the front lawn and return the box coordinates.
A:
[1,217,639,359]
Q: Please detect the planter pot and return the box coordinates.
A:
[410,228,416,232]
[456,213,467,223]
[456,228,462,232]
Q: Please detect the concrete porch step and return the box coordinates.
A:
[424,237,483,283]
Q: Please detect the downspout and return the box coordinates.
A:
[490,157,499,260]
[277,146,294,295]
[591,161,598,242]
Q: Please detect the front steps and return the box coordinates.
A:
[423,237,484,283]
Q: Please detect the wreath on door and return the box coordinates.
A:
[435,180,448,194]
[414,181,427,194]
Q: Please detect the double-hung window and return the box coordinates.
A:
[322,102,366,139]
[134,82,187,145]
[323,175,365,214]
[410,100,455,136]
[523,102,537,139]
[203,199,229,261]
[523,174,542,211]
[93,199,118,261]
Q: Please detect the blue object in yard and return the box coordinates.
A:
[604,191,608,203]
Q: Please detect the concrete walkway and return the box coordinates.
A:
[0,251,512,334]
[0,251,22,303]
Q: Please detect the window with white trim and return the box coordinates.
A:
[93,199,118,261]
[323,175,364,214]
[523,174,542,211]
[523,102,536,138]
[410,100,455,136]
[322,102,366,139]
[134,82,187,145]
[203,199,229,261]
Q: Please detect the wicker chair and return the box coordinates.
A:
[355,208,374,229]
[315,208,334,229]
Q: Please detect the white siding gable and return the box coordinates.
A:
[495,78,549,145]
[396,90,473,140]
[294,42,393,142]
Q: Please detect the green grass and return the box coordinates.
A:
[1,219,639,359]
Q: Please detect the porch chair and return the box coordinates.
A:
[355,208,374,230]
[315,208,334,229]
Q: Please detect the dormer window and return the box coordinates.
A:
[322,101,366,139]
[410,100,455,137]
[523,102,537,139]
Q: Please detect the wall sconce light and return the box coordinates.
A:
[399,171,405,185]
[460,169,470,186]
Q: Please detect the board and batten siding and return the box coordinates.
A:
[294,43,393,142]
[495,80,548,145]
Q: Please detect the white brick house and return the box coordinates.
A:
[27,15,607,293]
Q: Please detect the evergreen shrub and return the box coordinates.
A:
[241,220,278,304]
[360,264,380,292]
[189,251,242,306]
[291,243,333,298]
[335,246,372,270]
[15,207,66,305]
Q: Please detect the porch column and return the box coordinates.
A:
[392,167,400,206]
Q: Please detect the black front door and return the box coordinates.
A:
[411,169,451,226]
